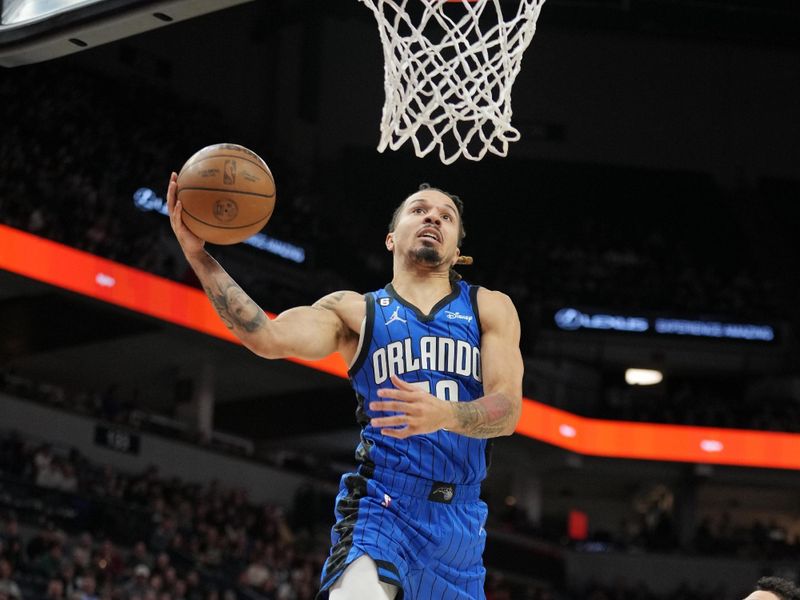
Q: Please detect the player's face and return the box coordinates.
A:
[743,593,781,600]
[387,191,461,268]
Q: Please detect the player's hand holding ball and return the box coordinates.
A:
[168,143,276,249]
[167,171,205,257]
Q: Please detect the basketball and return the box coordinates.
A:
[176,143,276,245]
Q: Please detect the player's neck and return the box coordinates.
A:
[390,268,453,313]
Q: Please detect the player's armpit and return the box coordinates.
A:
[448,289,523,438]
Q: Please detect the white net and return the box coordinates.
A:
[359,0,546,164]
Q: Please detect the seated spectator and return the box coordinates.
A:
[121,565,151,600]
[75,574,98,600]
[125,543,152,575]
[0,559,22,600]
[45,578,65,600]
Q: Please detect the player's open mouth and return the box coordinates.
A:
[417,228,441,243]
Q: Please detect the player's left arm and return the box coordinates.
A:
[447,289,523,438]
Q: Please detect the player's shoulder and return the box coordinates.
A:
[473,287,519,329]
[474,286,516,311]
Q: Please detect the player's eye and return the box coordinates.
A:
[442,214,451,221]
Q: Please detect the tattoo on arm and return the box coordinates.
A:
[453,393,517,438]
[313,291,346,311]
[203,282,266,333]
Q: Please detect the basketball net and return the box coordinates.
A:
[359,0,546,164]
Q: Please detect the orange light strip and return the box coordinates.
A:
[2,223,797,470]
[0,224,346,378]
[516,401,800,470]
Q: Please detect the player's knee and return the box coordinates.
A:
[329,555,397,600]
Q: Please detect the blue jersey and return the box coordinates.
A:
[348,280,488,485]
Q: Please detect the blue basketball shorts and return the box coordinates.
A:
[317,466,488,600]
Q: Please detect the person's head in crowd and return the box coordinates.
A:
[46,577,65,600]
[184,572,199,590]
[3,518,19,537]
[744,577,800,600]
[149,574,163,593]
[134,564,150,581]
[99,540,115,557]
[79,574,96,595]
[0,558,12,579]
[167,533,185,553]
[163,568,177,587]
[0,562,21,599]
[154,553,169,573]
[172,580,187,600]
[60,560,76,584]
[77,532,93,549]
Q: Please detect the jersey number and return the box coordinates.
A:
[410,379,460,402]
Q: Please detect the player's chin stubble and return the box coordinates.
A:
[412,245,443,265]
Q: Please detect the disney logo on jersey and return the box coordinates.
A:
[371,336,481,384]
[445,310,473,323]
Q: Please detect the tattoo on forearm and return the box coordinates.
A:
[203,282,266,333]
[454,393,517,438]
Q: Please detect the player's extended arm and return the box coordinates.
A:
[166,172,354,361]
[448,290,523,438]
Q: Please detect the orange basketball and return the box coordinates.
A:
[176,143,276,245]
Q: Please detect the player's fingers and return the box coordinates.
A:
[376,388,413,401]
[371,416,407,428]
[381,427,411,439]
[389,374,415,390]
[172,200,184,232]
[167,174,177,213]
[369,401,407,413]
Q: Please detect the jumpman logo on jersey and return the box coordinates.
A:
[384,306,407,326]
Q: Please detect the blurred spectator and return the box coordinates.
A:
[75,575,98,600]
[44,579,64,600]
[121,565,151,600]
[0,559,22,600]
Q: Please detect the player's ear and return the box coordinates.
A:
[451,247,460,267]
[386,233,394,252]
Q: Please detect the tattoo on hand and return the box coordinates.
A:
[204,283,266,333]
[454,393,516,438]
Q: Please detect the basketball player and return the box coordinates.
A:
[166,174,523,600]
[744,577,800,600]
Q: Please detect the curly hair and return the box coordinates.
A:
[756,577,800,600]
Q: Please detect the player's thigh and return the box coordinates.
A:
[329,554,398,600]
